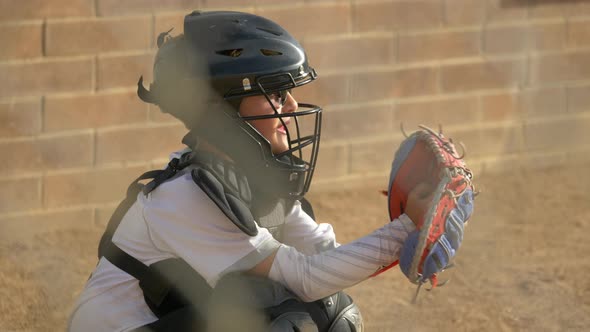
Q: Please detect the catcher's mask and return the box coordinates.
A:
[137,11,322,199]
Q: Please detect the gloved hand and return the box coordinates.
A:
[377,125,477,291]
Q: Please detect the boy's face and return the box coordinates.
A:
[238,91,297,155]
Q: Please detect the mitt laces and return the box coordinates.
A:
[401,123,479,199]
[412,269,453,304]
[401,123,466,160]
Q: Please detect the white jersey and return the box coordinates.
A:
[68,150,338,332]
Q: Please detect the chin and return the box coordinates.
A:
[272,147,288,155]
[271,143,289,155]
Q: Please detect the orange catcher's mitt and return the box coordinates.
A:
[378,125,476,298]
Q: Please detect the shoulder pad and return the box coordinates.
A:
[191,167,258,236]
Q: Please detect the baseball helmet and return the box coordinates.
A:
[137,11,322,199]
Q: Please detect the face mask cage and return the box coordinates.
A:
[226,69,322,197]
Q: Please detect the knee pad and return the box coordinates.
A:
[307,292,364,332]
[270,312,318,332]
[268,299,318,332]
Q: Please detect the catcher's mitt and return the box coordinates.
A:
[377,125,475,299]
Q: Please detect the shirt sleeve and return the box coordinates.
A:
[269,214,416,302]
[140,171,281,287]
[280,201,338,255]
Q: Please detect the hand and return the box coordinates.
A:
[405,182,434,227]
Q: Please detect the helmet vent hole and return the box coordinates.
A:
[256,26,283,36]
[260,49,283,56]
[216,49,243,57]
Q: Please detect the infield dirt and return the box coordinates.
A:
[1,163,589,331]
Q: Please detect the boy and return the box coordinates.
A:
[69,10,440,332]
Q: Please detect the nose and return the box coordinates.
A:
[282,92,298,114]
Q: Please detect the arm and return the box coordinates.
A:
[268,214,415,302]
[247,183,432,302]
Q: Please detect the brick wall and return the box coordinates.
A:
[2,0,590,227]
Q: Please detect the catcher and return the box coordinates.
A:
[68,10,474,332]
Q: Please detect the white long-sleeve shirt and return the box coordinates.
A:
[68,151,414,332]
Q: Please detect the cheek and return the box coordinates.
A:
[251,119,278,140]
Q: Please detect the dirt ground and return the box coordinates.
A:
[1,163,589,331]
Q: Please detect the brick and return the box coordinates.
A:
[521,87,566,117]
[0,209,95,243]
[45,91,149,132]
[565,1,590,17]
[568,19,590,48]
[0,0,93,21]
[473,154,518,176]
[351,67,439,102]
[481,92,521,122]
[95,204,117,228]
[398,30,480,62]
[528,22,567,51]
[202,0,255,7]
[0,133,93,174]
[0,22,42,60]
[44,165,148,208]
[46,17,151,56]
[255,0,293,4]
[0,99,41,138]
[524,116,590,151]
[155,13,186,37]
[486,0,527,23]
[97,53,154,90]
[96,124,186,164]
[257,3,350,38]
[484,25,528,54]
[481,87,567,121]
[476,125,524,157]
[484,23,568,54]
[568,146,590,165]
[354,0,443,32]
[304,36,395,70]
[567,85,590,113]
[294,74,350,107]
[234,0,308,7]
[0,177,41,214]
[441,59,525,93]
[97,0,202,16]
[444,0,486,26]
[313,144,349,180]
[350,138,402,173]
[528,53,570,84]
[444,128,480,158]
[0,58,92,98]
[390,66,439,98]
[436,125,523,159]
[528,0,569,18]
[529,51,590,84]
[322,106,394,141]
[395,96,479,129]
[150,159,174,173]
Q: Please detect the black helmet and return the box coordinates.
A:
[138,11,322,199]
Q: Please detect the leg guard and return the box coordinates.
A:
[268,299,318,332]
[305,292,364,332]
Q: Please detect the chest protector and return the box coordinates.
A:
[190,151,292,241]
[97,150,299,320]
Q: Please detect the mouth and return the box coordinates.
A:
[277,119,290,135]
